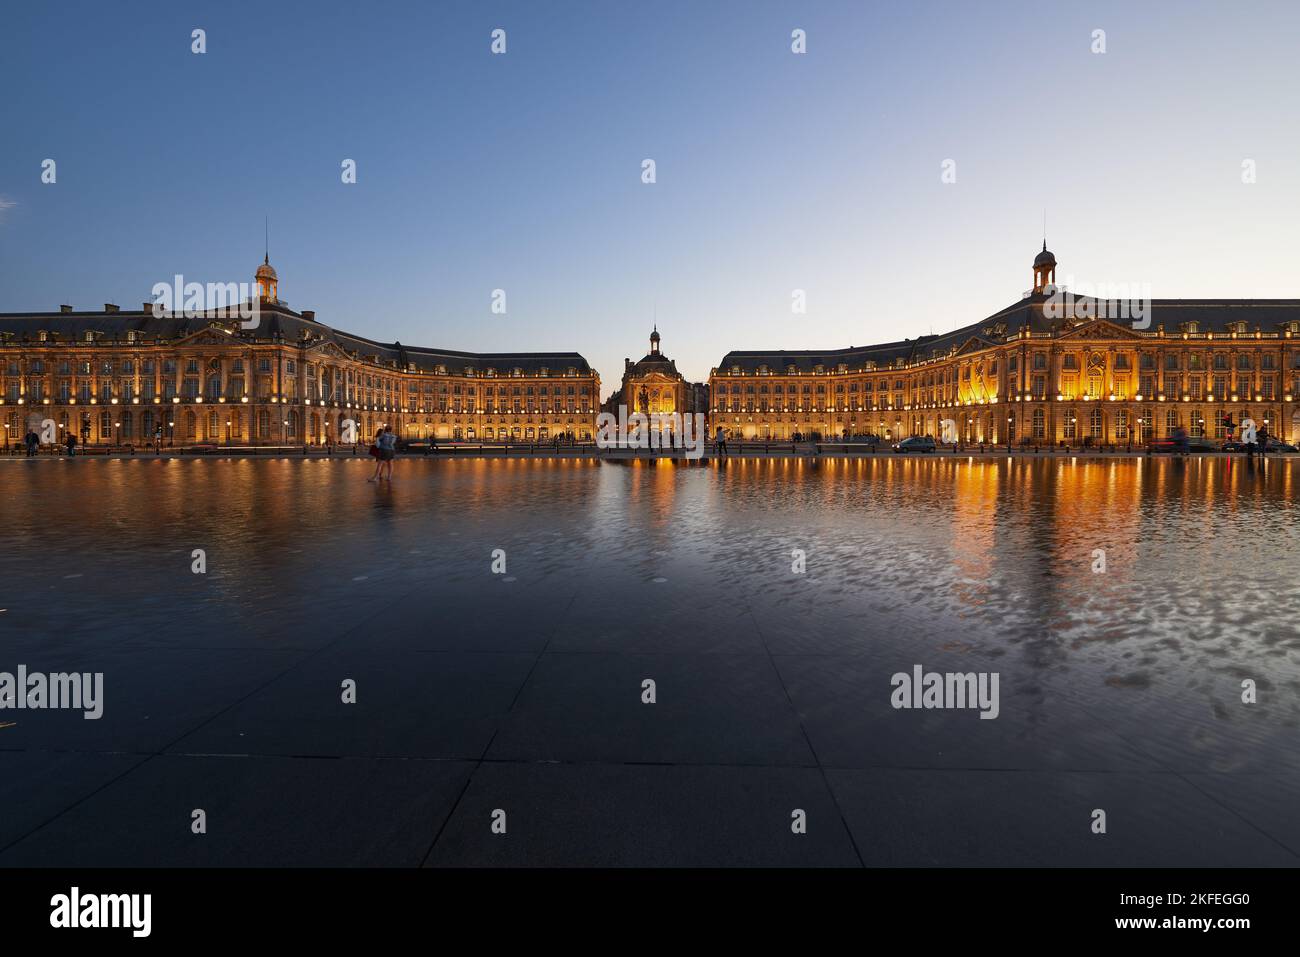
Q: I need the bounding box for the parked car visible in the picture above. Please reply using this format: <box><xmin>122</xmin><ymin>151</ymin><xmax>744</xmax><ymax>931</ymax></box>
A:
<box><xmin>397</xmin><ymin>438</ymin><xmax>434</xmax><ymax>453</ymax></box>
<box><xmin>892</xmin><ymin>436</ymin><xmax>937</xmax><ymax>453</ymax></box>
<box><xmin>1220</xmin><ymin>438</ymin><xmax>1295</xmax><ymax>453</ymax></box>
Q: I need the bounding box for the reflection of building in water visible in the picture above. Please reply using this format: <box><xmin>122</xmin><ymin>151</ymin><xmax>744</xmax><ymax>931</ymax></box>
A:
<box><xmin>710</xmin><ymin>243</ymin><xmax>1300</xmax><ymax>444</ymax></box>
<box><xmin>603</xmin><ymin>327</ymin><xmax>708</xmax><ymax>425</ymax></box>
<box><xmin>0</xmin><ymin>255</ymin><xmax>601</xmax><ymax>445</ymax></box>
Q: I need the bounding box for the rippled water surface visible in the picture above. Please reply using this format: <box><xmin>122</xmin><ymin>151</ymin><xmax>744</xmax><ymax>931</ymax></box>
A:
<box><xmin>4</xmin><ymin>455</ymin><xmax>1299</xmax><ymax>777</ymax></box>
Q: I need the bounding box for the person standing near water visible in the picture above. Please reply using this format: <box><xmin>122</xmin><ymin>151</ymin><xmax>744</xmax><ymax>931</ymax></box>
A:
<box><xmin>378</xmin><ymin>426</ymin><xmax>398</xmax><ymax>481</ymax></box>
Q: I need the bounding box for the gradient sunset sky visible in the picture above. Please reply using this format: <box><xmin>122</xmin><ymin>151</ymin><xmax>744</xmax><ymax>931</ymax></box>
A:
<box><xmin>3</xmin><ymin>0</ymin><xmax>1298</xmax><ymax>395</ymax></box>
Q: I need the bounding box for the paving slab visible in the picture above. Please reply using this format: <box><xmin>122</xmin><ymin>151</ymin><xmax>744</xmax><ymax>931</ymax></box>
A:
<box><xmin>428</xmin><ymin>762</ymin><xmax>860</xmax><ymax>867</ymax></box>
<box><xmin>0</xmin><ymin>754</ymin><xmax>474</xmax><ymax>867</ymax></box>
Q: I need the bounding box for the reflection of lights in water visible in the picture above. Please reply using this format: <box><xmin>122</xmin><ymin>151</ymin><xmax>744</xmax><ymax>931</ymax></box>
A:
<box><xmin>4</xmin><ymin>456</ymin><xmax>1297</xmax><ymax>763</ymax></box>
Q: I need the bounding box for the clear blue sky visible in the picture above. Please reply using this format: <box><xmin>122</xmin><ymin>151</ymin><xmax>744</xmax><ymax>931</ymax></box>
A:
<box><xmin>3</xmin><ymin>0</ymin><xmax>1298</xmax><ymax>397</ymax></box>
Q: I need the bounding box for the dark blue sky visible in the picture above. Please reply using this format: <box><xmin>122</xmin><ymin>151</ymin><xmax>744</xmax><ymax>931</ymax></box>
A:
<box><xmin>3</xmin><ymin>0</ymin><xmax>1298</xmax><ymax>394</ymax></box>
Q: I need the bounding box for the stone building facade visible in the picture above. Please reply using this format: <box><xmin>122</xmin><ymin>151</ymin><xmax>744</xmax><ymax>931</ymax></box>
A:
<box><xmin>0</xmin><ymin>258</ymin><xmax>601</xmax><ymax>447</ymax></box>
<box><xmin>710</xmin><ymin>246</ymin><xmax>1300</xmax><ymax>445</ymax></box>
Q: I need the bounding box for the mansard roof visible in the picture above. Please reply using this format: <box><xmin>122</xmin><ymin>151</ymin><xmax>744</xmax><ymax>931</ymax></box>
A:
<box><xmin>0</xmin><ymin>302</ymin><xmax>594</xmax><ymax>375</ymax></box>
<box><xmin>716</xmin><ymin>292</ymin><xmax>1300</xmax><ymax>374</ymax></box>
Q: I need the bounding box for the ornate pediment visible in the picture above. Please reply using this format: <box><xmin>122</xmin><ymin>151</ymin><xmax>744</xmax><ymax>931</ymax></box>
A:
<box><xmin>1056</xmin><ymin>318</ymin><xmax>1146</xmax><ymax>341</ymax></box>
<box><xmin>173</xmin><ymin>326</ymin><xmax>237</xmax><ymax>347</ymax></box>
<box><xmin>308</xmin><ymin>340</ymin><xmax>352</xmax><ymax>361</ymax></box>
<box><xmin>954</xmin><ymin>335</ymin><xmax>996</xmax><ymax>356</ymax></box>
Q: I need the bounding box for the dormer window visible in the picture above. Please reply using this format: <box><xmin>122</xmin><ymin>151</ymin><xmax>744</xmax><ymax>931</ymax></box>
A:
<box><xmin>787</xmin><ymin>365</ymin><xmax>797</xmax><ymax>375</ymax></box>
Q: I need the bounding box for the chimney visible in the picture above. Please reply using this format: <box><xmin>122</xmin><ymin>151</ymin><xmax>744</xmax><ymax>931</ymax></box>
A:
<box><xmin>301</xmin><ymin>310</ymin><xmax>315</xmax><ymax>321</ymax></box>
<box><xmin>104</xmin><ymin>303</ymin><xmax>119</xmax><ymax>313</ymax></box>
<box><xmin>59</xmin><ymin>304</ymin><xmax>73</xmax><ymax>313</ymax></box>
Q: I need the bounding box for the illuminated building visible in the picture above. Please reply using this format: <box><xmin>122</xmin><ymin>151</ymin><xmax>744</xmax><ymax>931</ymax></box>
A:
<box><xmin>0</xmin><ymin>257</ymin><xmax>600</xmax><ymax>446</ymax></box>
<box><xmin>710</xmin><ymin>245</ymin><xmax>1300</xmax><ymax>444</ymax></box>
<box><xmin>603</xmin><ymin>326</ymin><xmax>707</xmax><ymax>421</ymax></box>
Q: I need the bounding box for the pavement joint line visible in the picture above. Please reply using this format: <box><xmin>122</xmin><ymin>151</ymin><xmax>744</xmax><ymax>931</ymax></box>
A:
<box><xmin>1068</xmin><ymin>697</ymin><xmax>1300</xmax><ymax>859</ymax></box>
<box><xmin>0</xmin><ymin>751</ymin><xmax>155</xmax><ymax>857</ymax></box>
<box><xmin>0</xmin><ymin>569</ymin><xmax>441</xmax><ymax>850</ymax></box>
<box><xmin>745</xmin><ymin>606</ymin><xmax>866</xmax><ymax>867</ymax></box>
<box><xmin>419</xmin><ymin>589</ymin><xmax>581</xmax><ymax>866</ymax></box>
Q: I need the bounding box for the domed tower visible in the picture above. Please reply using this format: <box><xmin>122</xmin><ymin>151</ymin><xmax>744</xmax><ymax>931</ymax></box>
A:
<box><xmin>255</xmin><ymin>253</ymin><xmax>278</xmax><ymax>302</ymax></box>
<box><xmin>649</xmin><ymin>324</ymin><xmax>661</xmax><ymax>356</ymax></box>
<box><xmin>1032</xmin><ymin>241</ymin><xmax>1056</xmax><ymax>293</ymax></box>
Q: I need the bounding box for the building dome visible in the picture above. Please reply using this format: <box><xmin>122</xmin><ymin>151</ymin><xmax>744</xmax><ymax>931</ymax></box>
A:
<box><xmin>254</xmin><ymin>253</ymin><xmax>279</xmax><ymax>301</ymax></box>
<box><xmin>1033</xmin><ymin>243</ymin><xmax>1056</xmax><ymax>269</ymax></box>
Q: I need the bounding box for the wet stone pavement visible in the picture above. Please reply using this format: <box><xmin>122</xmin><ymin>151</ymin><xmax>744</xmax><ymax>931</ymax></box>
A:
<box><xmin>1</xmin><ymin>455</ymin><xmax>1297</xmax><ymax>866</ymax></box>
